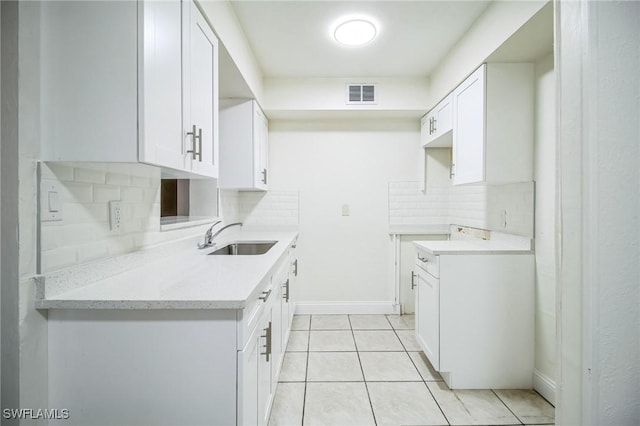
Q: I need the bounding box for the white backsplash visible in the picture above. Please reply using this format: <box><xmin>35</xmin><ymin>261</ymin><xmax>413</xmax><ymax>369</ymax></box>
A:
<box><xmin>238</xmin><ymin>190</ymin><xmax>300</xmax><ymax>229</ymax></box>
<box><xmin>388</xmin><ymin>182</ymin><xmax>449</xmax><ymax>225</ymax></box>
<box><xmin>389</xmin><ymin>180</ymin><xmax>535</xmax><ymax>237</ymax></box>
<box><xmin>39</xmin><ymin>161</ymin><xmax>301</xmax><ymax>274</ymax></box>
<box><xmin>39</xmin><ymin>162</ymin><xmax>213</xmax><ymax>273</ymax></box>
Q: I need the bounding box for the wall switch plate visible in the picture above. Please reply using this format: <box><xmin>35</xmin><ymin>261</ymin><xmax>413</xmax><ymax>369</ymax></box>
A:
<box><xmin>500</xmin><ymin>209</ymin><xmax>508</xmax><ymax>228</ymax></box>
<box><xmin>40</xmin><ymin>180</ymin><xmax>63</xmax><ymax>222</ymax></box>
<box><xmin>109</xmin><ymin>200</ymin><xmax>122</xmax><ymax>231</ymax></box>
<box><xmin>341</xmin><ymin>204</ymin><xmax>350</xmax><ymax>216</ymax></box>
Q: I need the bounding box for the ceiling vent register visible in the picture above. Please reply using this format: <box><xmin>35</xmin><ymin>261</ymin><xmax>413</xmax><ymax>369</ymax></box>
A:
<box><xmin>346</xmin><ymin>84</ymin><xmax>377</xmax><ymax>104</ymax></box>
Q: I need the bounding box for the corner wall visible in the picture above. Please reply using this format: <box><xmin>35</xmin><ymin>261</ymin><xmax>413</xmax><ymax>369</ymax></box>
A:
<box><xmin>533</xmin><ymin>52</ymin><xmax>556</xmax><ymax>403</ymax></box>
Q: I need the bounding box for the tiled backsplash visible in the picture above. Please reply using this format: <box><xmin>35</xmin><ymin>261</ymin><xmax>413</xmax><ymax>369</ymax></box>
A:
<box><xmin>40</xmin><ymin>163</ymin><xmax>300</xmax><ymax>273</ymax></box>
<box><xmin>388</xmin><ymin>182</ymin><xmax>449</xmax><ymax>225</ymax></box>
<box><xmin>239</xmin><ymin>190</ymin><xmax>300</xmax><ymax>229</ymax></box>
<box><xmin>389</xmin><ymin>181</ymin><xmax>534</xmax><ymax>236</ymax></box>
<box><xmin>39</xmin><ymin>163</ymin><xmax>212</xmax><ymax>273</ymax></box>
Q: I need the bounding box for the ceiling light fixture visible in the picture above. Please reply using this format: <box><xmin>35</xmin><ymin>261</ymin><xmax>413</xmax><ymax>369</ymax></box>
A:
<box><xmin>333</xmin><ymin>18</ymin><xmax>377</xmax><ymax>47</ymax></box>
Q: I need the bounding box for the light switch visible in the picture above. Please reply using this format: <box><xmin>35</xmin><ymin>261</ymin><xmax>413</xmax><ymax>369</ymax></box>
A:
<box><xmin>40</xmin><ymin>180</ymin><xmax>63</xmax><ymax>221</ymax></box>
<box><xmin>48</xmin><ymin>191</ymin><xmax>60</xmax><ymax>212</ymax></box>
<box><xmin>341</xmin><ymin>204</ymin><xmax>350</xmax><ymax>216</ymax></box>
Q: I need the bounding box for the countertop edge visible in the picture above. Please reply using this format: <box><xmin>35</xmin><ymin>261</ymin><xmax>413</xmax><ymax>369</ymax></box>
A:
<box><xmin>36</xmin><ymin>230</ymin><xmax>299</xmax><ymax>311</ymax></box>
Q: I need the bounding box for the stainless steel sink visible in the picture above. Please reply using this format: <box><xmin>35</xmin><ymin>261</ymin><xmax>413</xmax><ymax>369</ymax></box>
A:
<box><xmin>208</xmin><ymin>241</ymin><xmax>277</xmax><ymax>256</ymax></box>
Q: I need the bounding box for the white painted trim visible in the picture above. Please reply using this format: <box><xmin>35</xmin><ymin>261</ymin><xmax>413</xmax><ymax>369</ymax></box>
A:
<box><xmin>295</xmin><ymin>301</ymin><xmax>399</xmax><ymax>315</ymax></box>
<box><xmin>533</xmin><ymin>369</ymin><xmax>557</xmax><ymax>407</ymax></box>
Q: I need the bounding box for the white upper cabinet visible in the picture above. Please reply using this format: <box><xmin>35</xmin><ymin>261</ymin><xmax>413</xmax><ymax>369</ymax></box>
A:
<box><xmin>219</xmin><ymin>100</ymin><xmax>269</xmax><ymax>191</ymax></box>
<box><xmin>182</xmin><ymin>0</ymin><xmax>219</xmax><ymax>177</ymax></box>
<box><xmin>452</xmin><ymin>63</ymin><xmax>534</xmax><ymax>185</ymax></box>
<box><xmin>40</xmin><ymin>0</ymin><xmax>218</xmax><ymax>179</ymax></box>
<box><xmin>421</xmin><ymin>93</ymin><xmax>453</xmax><ymax>148</ymax></box>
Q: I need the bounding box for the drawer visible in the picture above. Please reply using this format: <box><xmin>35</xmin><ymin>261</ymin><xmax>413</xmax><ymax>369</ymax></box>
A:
<box><xmin>237</xmin><ymin>276</ymin><xmax>272</xmax><ymax>350</ymax></box>
<box><xmin>416</xmin><ymin>250</ymin><xmax>439</xmax><ymax>278</ymax></box>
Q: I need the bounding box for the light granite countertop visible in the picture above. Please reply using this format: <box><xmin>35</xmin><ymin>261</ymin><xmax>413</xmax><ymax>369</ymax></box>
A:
<box><xmin>413</xmin><ymin>238</ymin><xmax>533</xmax><ymax>255</ymax></box>
<box><xmin>35</xmin><ymin>229</ymin><xmax>298</xmax><ymax>310</ymax></box>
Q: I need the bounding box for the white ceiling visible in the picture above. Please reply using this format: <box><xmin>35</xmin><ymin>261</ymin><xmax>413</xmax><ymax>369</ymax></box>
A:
<box><xmin>229</xmin><ymin>0</ymin><xmax>492</xmax><ymax>78</ymax></box>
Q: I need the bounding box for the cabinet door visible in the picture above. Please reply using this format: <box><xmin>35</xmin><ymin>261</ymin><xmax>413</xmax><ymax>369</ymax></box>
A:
<box><xmin>183</xmin><ymin>0</ymin><xmax>219</xmax><ymax>177</ymax></box>
<box><xmin>434</xmin><ymin>94</ymin><xmax>453</xmax><ymax>137</ymax></box>
<box><xmin>139</xmin><ymin>0</ymin><xmax>183</xmax><ymax>171</ymax></box>
<box><xmin>258</xmin><ymin>310</ymin><xmax>273</xmax><ymax>426</ymax></box>
<box><xmin>452</xmin><ymin>65</ymin><xmax>485</xmax><ymax>185</ymax></box>
<box><xmin>254</xmin><ymin>106</ymin><xmax>269</xmax><ymax>190</ymax></box>
<box><xmin>238</xmin><ymin>333</ymin><xmax>260</xmax><ymax>426</ymax></box>
<box><xmin>416</xmin><ymin>268</ymin><xmax>440</xmax><ymax>370</ymax></box>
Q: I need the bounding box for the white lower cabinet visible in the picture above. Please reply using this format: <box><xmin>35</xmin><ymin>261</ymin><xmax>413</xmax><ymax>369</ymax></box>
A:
<box><xmin>48</xmin><ymin>244</ymin><xmax>298</xmax><ymax>426</ymax></box>
<box><xmin>414</xmin><ymin>248</ymin><xmax>534</xmax><ymax>389</ymax></box>
<box><xmin>415</xmin><ymin>266</ymin><xmax>440</xmax><ymax>369</ymax></box>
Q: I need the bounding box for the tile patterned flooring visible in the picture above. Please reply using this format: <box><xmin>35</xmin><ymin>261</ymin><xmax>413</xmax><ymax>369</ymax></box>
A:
<box><xmin>269</xmin><ymin>314</ymin><xmax>555</xmax><ymax>426</ymax></box>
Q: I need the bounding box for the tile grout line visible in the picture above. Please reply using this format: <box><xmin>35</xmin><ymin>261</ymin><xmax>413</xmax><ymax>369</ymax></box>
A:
<box><xmin>349</xmin><ymin>314</ymin><xmax>378</xmax><ymax>426</ymax></box>
<box><xmin>491</xmin><ymin>389</ymin><xmax>525</xmax><ymax>425</ymax></box>
<box><xmin>300</xmin><ymin>315</ymin><xmax>312</xmax><ymax>426</ymax></box>
<box><xmin>394</xmin><ymin>315</ymin><xmax>452</xmax><ymax>426</ymax></box>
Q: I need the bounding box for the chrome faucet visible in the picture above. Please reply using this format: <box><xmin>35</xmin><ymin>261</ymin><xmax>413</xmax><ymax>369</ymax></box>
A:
<box><xmin>198</xmin><ymin>222</ymin><xmax>243</xmax><ymax>250</ymax></box>
<box><xmin>197</xmin><ymin>220</ymin><xmax>222</xmax><ymax>249</ymax></box>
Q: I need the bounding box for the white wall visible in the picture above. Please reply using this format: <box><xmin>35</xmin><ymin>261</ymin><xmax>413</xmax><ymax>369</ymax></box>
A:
<box><xmin>533</xmin><ymin>52</ymin><xmax>556</xmax><ymax>401</ymax></box>
<box><xmin>198</xmin><ymin>0</ymin><xmax>264</xmax><ymax>102</ymax></box>
<box><xmin>427</xmin><ymin>0</ymin><xmax>547</xmax><ymax>108</ymax></box>
<box><xmin>556</xmin><ymin>0</ymin><xmax>640</xmax><ymax>423</ymax></box>
<box><xmin>1</xmin><ymin>0</ymin><xmax>21</xmax><ymax>416</ymax></box>
<box><xmin>268</xmin><ymin>119</ymin><xmax>419</xmax><ymax>310</ymax></box>
<box><xmin>264</xmin><ymin>77</ymin><xmax>429</xmax><ymax>118</ymax></box>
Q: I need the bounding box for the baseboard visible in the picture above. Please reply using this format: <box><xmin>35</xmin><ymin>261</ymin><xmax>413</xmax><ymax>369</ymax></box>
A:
<box><xmin>295</xmin><ymin>301</ymin><xmax>399</xmax><ymax>315</ymax></box>
<box><xmin>533</xmin><ymin>369</ymin><xmax>556</xmax><ymax>406</ymax></box>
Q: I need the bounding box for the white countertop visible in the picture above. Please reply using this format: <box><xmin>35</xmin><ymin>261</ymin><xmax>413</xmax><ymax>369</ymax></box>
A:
<box><xmin>413</xmin><ymin>238</ymin><xmax>533</xmax><ymax>255</ymax></box>
<box><xmin>388</xmin><ymin>224</ymin><xmax>450</xmax><ymax>235</ymax></box>
<box><xmin>35</xmin><ymin>230</ymin><xmax>298</xmax><ymax>310</ymax></box>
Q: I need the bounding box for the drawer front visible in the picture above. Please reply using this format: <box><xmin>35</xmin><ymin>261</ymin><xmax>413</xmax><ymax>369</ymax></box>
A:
<box><xmin>416</xmin><ymin>250</ymin><xmax>439</xmax><ymax>278</ymax></box>
<box><xmin>238</xmin><ymin>277</ymin><xmax>272</xmax><ymax>350</ymax></box>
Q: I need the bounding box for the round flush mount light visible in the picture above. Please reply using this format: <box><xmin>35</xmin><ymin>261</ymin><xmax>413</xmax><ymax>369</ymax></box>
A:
<box><xmin>333</xmin><ymin>18</ymin><xmax>377</xmax><ymax>46</ymax></box>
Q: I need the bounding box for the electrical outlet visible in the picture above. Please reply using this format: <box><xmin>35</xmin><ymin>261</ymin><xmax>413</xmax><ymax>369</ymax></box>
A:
<box><xmin>109</xmin><ymin>201</ymin><xmax>122</xmax><ymax>231</ymax></box>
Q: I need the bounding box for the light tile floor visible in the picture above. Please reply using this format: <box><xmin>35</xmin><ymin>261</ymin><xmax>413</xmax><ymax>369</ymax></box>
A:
<box><xmin>270</xmin><ymin>314</ymin><xmax>555</xmax><ymax>426</ymax></box>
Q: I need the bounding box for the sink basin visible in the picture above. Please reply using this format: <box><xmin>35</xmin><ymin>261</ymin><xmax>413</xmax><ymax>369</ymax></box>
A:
<box><xmin>208</xmin><ymin>241</ymin><xmax>277</xmax><ymax>256</ymax></box>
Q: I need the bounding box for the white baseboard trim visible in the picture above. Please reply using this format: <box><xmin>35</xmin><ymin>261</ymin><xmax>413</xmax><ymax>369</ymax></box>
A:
<box><xmin>295</xmin><ymin>301</ymin><xmax>399</xmax><ymax>315</ymax></box>
<box><xmin>533</xmin><ymin>369</ymin><xmax>556</xmax><ymax>406</ymax></box>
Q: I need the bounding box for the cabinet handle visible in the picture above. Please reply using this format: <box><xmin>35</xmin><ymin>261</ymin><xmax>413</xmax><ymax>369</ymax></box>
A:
<box><xmin>411</xmin><ymin>271</ymin><xmax>417</xmax><ymax>290</ymax></box>
<box><xmin>261</xmin><ymin>168</ymin><xmax>267</xmax><ymax>185</ymax></box>
<box><xmin>186</xmin><ymin>125</ymin><xmax>198</xmax><ymax>160</ymax></box>
<box><xmin>260</xmin><ymin>321</ymin><xmax>272</xmax><ymax>361</ymax></box>
<box><xmin>259</xmin><ymin>289</ymin><xmax>272</xmax><ymax>302</ymax></box>
<box><xmin>282</xmin><ymin>279</ymin><xmax>290</xmax><ymax>302</ymax></box>
<box><xmin>450</xmin><ymin>163</ymin><xmax>455</xmax><ymax>179</ymax></box>
<box><xmin>432</xmin><ymin>117</ymin><xmax>437</xmax><ymax>134</ymax></box>
<box><xmin>429</xmin><ymin>117</ymin><xmax>433</xmax><ymax>135</ymax></box>
<box><xmin>293</xmin><ymin>259</ymin><xmax>298</xmax><ymax>277</ymax></box>
<box><xmin>417</xmin><ymin>255</ymin><xmax>429</xmax><ymax>263</ymax></box>
<box><xmin>196</xmin><ymin>127</ymin><xmax>202</xmax><ymax>162</ymax></box>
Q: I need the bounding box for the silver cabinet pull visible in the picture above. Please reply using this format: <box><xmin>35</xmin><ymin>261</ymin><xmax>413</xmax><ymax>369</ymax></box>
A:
<box><xmin>282</xmin><ymin>279</ymin><xmax>290</xmax><ymax>302</ymax></box>
<box><xmin>293</xmin><ymin>259</ymin><xmax>298</xmax><ymax>277</ymax></box>
<box><xmin>186</xmin><ymin>125</ymin><xmax>197</xmax><ymax>160</ymax></box>
<box><xmin>196</xmin><ymin>127</ymin><xmax>202</xmax><ymax>162</ymax></box>
<box><xmin>261</xmin><ymin>168</ymin><xmax>267</xmax><ymax>185</ymax></box>
<box><xmin>411</xmin><ymin>271</ymin><xmax>417</xmax><ymax>290</ymax></box>
<box><xmin>187</xmin><ymin>125</ymin><xmax>203</xmax><ymax>162</ymax></box>
<box><xmin>259</xmin><ymin>289</ymin><xmax>272</xmax><ymax>302</ymax></box>
<box><xmin>260</xmin><ymin>321</ymin><xmax>272</xmax><ymax>361</ymax></box>
<box><xmin>417</xmin><ymin>255</ymin><xmax>429</xmax><ymax>263</ymax></box>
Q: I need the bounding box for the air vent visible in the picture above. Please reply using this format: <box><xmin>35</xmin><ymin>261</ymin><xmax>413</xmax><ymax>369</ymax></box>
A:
<box><xmin>346</xmin><ymin>84</ymin><xmax>377</xmax><ymax>104</ymax></box>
